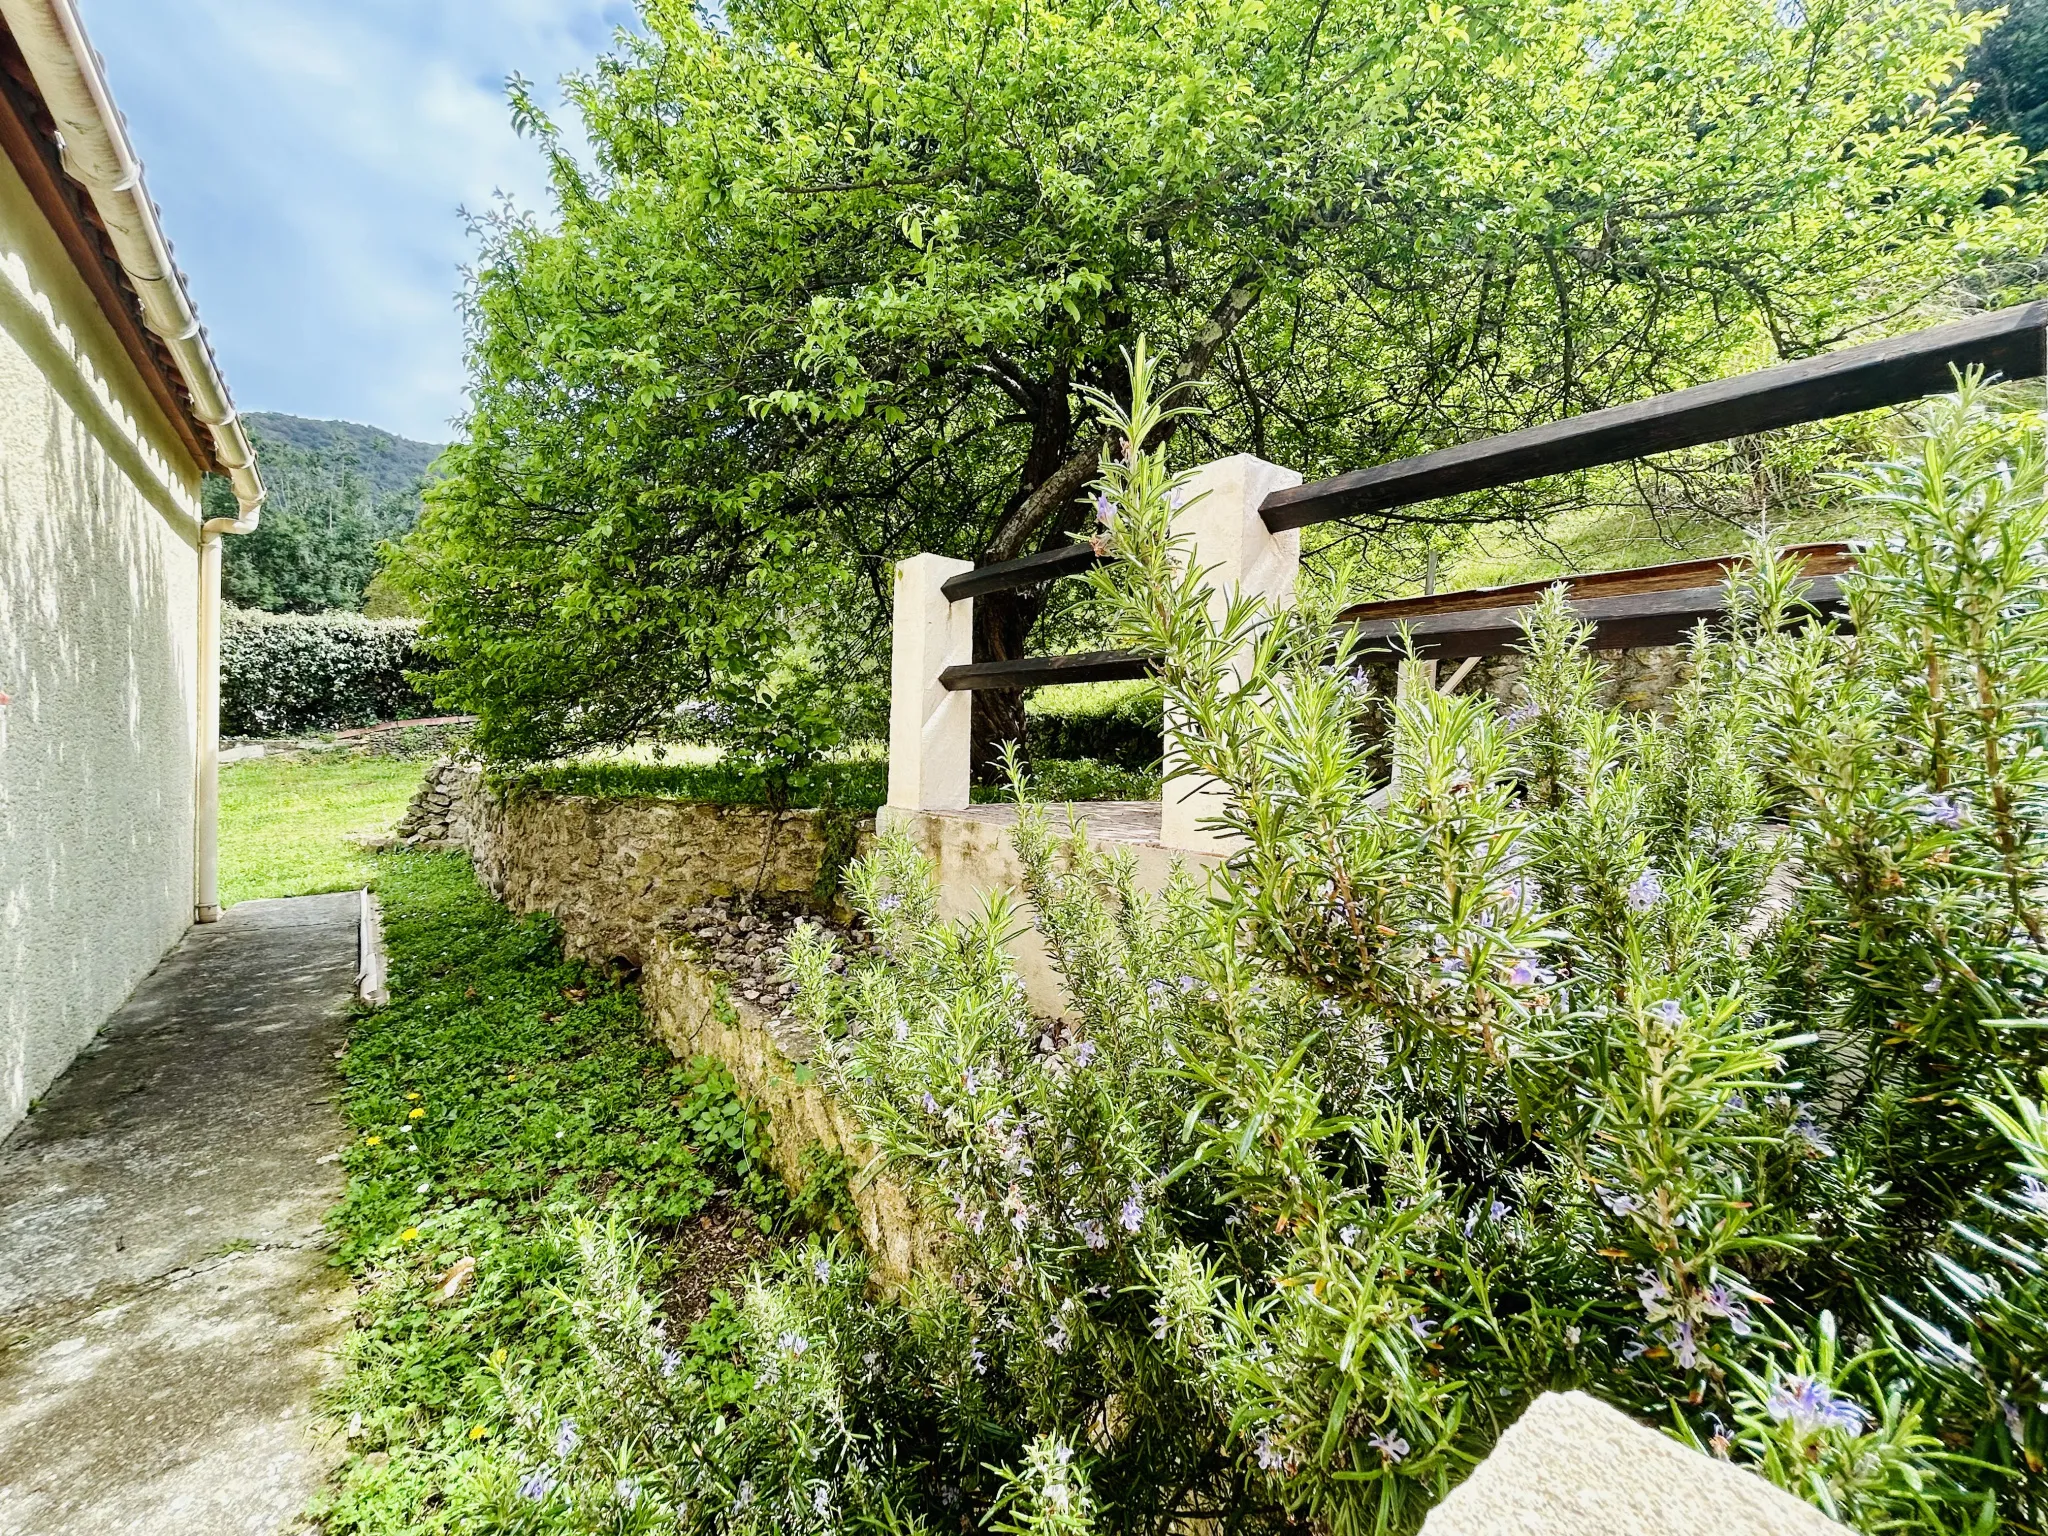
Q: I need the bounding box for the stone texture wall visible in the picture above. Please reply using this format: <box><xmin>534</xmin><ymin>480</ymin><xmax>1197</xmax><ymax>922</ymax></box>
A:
<box><xmin>395</xmin><ymin>760</ymin><xmax>941</xmax><ymax>1283</ymax></box>
<box><xmin>1466</xmin><ymin>644</ymin><xmax>1696</xmax><ymax>716</ymax></box>
<box><xmin>641</xmin><ymin>934</ymin><xmax>941</xmax><ymax>1289</ymax></box>
<box><xmin>398</xmin><ymin>759</ymin><xmax>870</xmax><ymax>966</ymax></box>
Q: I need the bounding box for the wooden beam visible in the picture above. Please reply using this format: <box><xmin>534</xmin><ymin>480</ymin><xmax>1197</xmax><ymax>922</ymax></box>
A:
<box><xmin>941</xmin><ymin>542</ymin><xmax>1106</xmax><ymax>602</ymax></box>
<box><xmin>1262</xmin><ymin>305</ymin><xmax>2048</xmax><ymax>532</ymax></box>
<box><xmin>1336</xmin><ymin>542</ymin><xmax>1854</xmax><ymax>625</ymax></box>
<box><xmin>939</xmin><ymin>649</ymin><xmax>1157</xmax><ymax>691</ymax></box>
<box><xmin>1346</xmin><ymin>577</ymin><xmax>1848</xmax><ymax>661</ymax></box>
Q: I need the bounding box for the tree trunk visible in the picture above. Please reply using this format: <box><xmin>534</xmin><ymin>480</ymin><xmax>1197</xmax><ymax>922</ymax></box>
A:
<box><xmin>970</xmin><ymin>588</ymin><xmax>1039</xmax><ymax>783</ymax></box>
<box><xmin>964</xmin><ymin>275</ymin><xmax>1265</xmax><ymax>779</ymax></box>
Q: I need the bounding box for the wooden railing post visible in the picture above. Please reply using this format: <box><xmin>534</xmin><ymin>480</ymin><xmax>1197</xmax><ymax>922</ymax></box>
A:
<box><xmin>1161</xmin><ymin>454</ymin><xmax>1302</xmax><ymax>856</ymax></box>
<box><xmin>883</xmin><ymin>553</ymin><xmax>975</xmax><ymax>828</ymax></box>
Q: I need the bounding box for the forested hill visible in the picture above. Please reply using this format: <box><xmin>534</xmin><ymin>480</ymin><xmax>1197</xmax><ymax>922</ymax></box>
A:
<box><xmin>243</xmin><ymin>412</ymin><xmax>447</xmax><ymax>497</ymax></box>
<box><xmin>211</xmin><ymin>413</ymin><xmax>452</xmax><ymax>614</ymax></box>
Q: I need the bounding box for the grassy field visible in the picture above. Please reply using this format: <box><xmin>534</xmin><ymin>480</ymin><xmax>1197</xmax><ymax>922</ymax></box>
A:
<box><xmin>218</xmin><ymin>750</ymin><xmax>427</xmax><ymax>906</ymax></box>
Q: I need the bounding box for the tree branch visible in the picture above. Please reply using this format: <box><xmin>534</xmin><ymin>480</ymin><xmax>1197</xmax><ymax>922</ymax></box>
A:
<box><xmin>982</xmin><ymin>270</ymin><xmax>1267</xmax><ymax>561</ymax></box>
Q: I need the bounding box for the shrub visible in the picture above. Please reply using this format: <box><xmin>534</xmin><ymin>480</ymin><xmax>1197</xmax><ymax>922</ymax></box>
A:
<box><xmin>462</xmin><ymin>367</ymin><xmax>2048</xmax><ymax>1534</ymax></box>
<box><xmin>1026</xmin><ymin>682</ymin><xmax>1164</xmax><ymax>771</ymax></box>
<box><xmin>220</xmin><ymin>607</ymin><xmax>435</xmax><ymax>736</ymax></box>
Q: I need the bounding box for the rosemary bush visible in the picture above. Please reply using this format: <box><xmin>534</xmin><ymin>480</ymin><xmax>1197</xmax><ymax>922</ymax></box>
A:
<box><xmin>480</xmin><ymin>369</ymin><xmax>2048</xmax><ymax>1535</ymax></box>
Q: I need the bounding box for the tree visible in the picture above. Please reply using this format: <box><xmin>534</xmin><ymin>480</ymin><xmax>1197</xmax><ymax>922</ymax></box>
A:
<box><xmin>1972</xmin><ymin>0</ymin><xmax>2048</xmax><ymax>193</ymax></box>
<box><xmin>407</xmin><ymin>0</ymin><xmax>2036</xmax><ymax>770</ymax></box>
<box><xmin>211</xmin><ymin>425</ymin><xmax>434</xmax><ymax>615</ymax></box>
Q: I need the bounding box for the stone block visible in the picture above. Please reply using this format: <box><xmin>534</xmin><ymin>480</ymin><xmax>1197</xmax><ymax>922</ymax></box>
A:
<box><xmin>1419</xmin><ymin>1392</ymin><xmax>1846</xmax><ymax>1536</ymax></box>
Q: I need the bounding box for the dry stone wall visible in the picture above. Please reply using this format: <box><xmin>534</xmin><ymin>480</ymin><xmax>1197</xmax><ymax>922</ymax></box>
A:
<box><xmin>396</xmin><ymin>760</ymin><xmax>938</xmax><ymax>1286</ymax></box>
<box><xmin>397</xmin><ymin>758</ymin><xmax>871</xmax><ymax>965</ymax></box>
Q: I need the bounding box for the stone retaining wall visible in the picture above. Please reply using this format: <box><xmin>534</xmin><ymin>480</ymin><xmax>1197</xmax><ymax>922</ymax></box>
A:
<box><xmin>398</xmin><ymin>759</ymin><xmax>870</xmax><ymax>964</ymax></box>
<box><xmin>396</xmin><ymin>761</ymin><xmax>938</xmax><ymax>1285</ymax></box>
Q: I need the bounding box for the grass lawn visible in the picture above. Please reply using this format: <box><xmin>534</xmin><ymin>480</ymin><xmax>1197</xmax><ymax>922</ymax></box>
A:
<box><xmin>218</xmin><ymin>750</ymin><xmax>428</xmax><ymax>906</ymax></box>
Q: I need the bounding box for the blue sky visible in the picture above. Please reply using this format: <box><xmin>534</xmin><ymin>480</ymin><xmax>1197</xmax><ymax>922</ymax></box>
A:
<box><xmin>84</xmin><ymin>0</ymin><xmax>642</xmax><ymax>444</ymax></box>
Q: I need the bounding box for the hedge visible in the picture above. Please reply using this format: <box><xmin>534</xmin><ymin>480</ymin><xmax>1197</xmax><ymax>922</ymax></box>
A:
<box><xmin>220</xmin><ymin>607</ymin><xmax>436</xmax><ymax>737</ymax></box>
<box><xmin>1024</xmin><ymin>679</ymin><xmax>1162</xmax><ymax>769</ymax></box>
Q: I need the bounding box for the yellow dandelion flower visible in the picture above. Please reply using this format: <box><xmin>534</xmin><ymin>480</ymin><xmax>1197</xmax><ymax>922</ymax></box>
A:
<box><xmin>469</xmin><ymin>1424</ymin><xmax>489</xmax><ymax>1440</ymax></box>
<box><xmin>400</xmin><ymin>1227</ymin><xmax>421</xmax><ymax>1241</ymax></box>
<box><xmin>491</xmin><ymin>1346</ymin><xmax>508</xmax><ymax>1365</ymax></box>
<box><xmin>409</xmin><ymin>1109</ymin><xmax>425</xmax><ymax>1120</ymax></box>
<box><xmin>406</xmin><ymin>1092</ymin><xmax>422</xmax><ymax>1101</ymax></box>
<box><xmin>365</xmin><ymin>1136</ymin><xmax>382</xmax><ymax>1147</ymax></box>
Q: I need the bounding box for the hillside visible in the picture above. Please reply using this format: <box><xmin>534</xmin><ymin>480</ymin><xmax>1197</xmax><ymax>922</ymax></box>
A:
<box><xmin>243</xmin><ymin>412</ymin><xmax>447</xmax><ymax>497</ymax></box>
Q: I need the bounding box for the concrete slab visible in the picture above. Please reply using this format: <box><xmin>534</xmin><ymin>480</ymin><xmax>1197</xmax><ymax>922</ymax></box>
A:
<box><xmin>0</xmin><ymin>893</ymin><xmax>358</xmax><ymax>1536</ymax></box>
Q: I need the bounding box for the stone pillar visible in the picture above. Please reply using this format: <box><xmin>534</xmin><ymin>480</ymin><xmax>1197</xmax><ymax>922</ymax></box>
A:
<box><xmin>885</xmin><ymin>553</ymin><xmax>975</xmax><ymax>822</ymax></box>
<box><xmin>1160</xmin><ymin>454</ymin><xmax>1301</xmax><ymax>856</ymax></box>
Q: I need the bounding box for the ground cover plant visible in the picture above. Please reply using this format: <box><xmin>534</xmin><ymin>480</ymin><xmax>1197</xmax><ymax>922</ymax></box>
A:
<box><xmin>466</xmin><ymin>368</ymin><xmax>2048</xmax><ymax>1535</ymax></box>
<box><xmin>219</xmin><ymin>749</ymin><xmax>428</xmax><ymax>905</ymax></box>
<box><xmin>315</xmin><ymin>853</ymin><xmax>780</xmax><ymax>1534</ymax></box>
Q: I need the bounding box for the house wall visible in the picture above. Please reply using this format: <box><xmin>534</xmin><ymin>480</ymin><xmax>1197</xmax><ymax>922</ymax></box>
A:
<box><xmin>0</xmin><ymin>150</ymin><xmax>207</xmax><ymax>1138</ymax></box>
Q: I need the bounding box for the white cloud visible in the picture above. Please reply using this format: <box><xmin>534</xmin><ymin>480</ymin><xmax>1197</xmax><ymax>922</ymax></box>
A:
<box><xmin>77</xmin><ymin>0</ymin><xmax>639</xmax><ymax>441</ymax></box>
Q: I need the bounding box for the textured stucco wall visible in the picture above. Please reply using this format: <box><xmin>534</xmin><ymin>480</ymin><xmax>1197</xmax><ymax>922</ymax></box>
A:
<box><xmin>0</xmin><ymin>150</ymin><xmax>207</xmax><ymax>1139</ymax></box>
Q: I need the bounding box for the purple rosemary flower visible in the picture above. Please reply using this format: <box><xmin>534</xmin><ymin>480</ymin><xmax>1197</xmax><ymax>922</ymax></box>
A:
<box><xmin>1637</xmin><ymin>1269</ymin><xmax>1671</xmax><ymax>1317</ymax></box>
<box><xmin>1120</xmin><ymin>1195</ymin><xmax>1145</xmax><ymax>1233</ymax></box>
<box><xmin>1408</xmin><ymin>1315</ymin><xmax>1436</xmax><ymax>1343</ymax></box>
<box><xmin>1339</xmin><ymin>1224</ymin><xmax>1360</xmax><ymax>1247</ymax></box>
<box><xmin>615</xmin><ymin>1478</ymin><xmax>640</xmax><ymax>1511</ymax></box>
<box><xmin>1489</xmin><ymin>1199</ymin><xmax>1508</xmax><ymax>1222</ymax></box>
<box><xmin>1766</xmin><ymin>1375</ymin><xmax>1868</xmax><ymax>1435</ymax></box>
<box><xmin>1044</xmin><ymin>1323</ymin><xmax>1069</xmax><ymax>1355</ymax></box>
<box><xmin>921</xmin><ymin>1091</ymin><xmax>941</xmax><ymax>1115</ymax></box>
<box><xmin>1789</xmin><ymin>1105</ymin><xmax>1832</xmax><ymax>1155</ymax></box>
<box><xmin>1654</xmin><ymin>998</ymin><xmax>1683</xmax><ymax>1024</ymax></box>
<box><xmin>1145</xmin><ymin>979</ymin><xmax>1170</xmax><ymax>1006</ymax></box>
<box><xmin>1071</xmin><ymin>1038</ymin><xmax>1098</xmax><ymax>1068</ymax></box>
<box><xmin>1254</xmin><ymin>1432</ymin><xmax>1289</xmax><ymax>1471</ymax></box>
<box><xmin>518</xmin><ymin>1466</ymin><xmax>559</xmax><ymax>1502</ymax></box>
<box><xmin>660</xmin><ymin>1346</ymin><xmax>682</xmax><ymax>1378</ymax></box>
<box><xmin>2018</xmin><ymin>1174</ymin><xmax>2048</xmax><ymax>1215</ymax></box>
<box><xmin>1626</xmin><ymin>867</ymin><xmax>1665</xmax><ymax>913</ymax></box>
<box><xmin>1704</xmin><ymin>1284</ymin><xmax>1754</xmax><ymax>1336</ymax></box>
<box><xmin>1668</xmin><ymin>1318</ymin><xmax>1699</xmax><ymax>1368</ymax></box>
<box><xmin>779</xmin><ymin>1330</ymin><xmax>809</xmax><ymax>1357</ymax></box>
<box><xmin>963</xmin><ymin>1067</ymin><xmax>979</xmax><ymax>1093</ymax></box>
<box><xmin>813</xmin><ymin>1257</ymin><xmax>831</xmax><ymax>1282</ymax></box>
<box><xmin>1093</xmin><ymin>492</ymin><xmax>1115</xmax><ymax>526</ymax></box>
<box><xmin>1603</xmin><ymin>1191</ymin><xmax>1640</xmax><ymax>1218</ymax></box>
<box><xmin>892</xmin><ymin>1018</ymin><xmax>909</xmax><ymax>1043</ymax></box>
<box><xmin>876</xmin><ymin>893</ymin><xmax>903</xmax><ymax>914</ymax></box>
<box><xmin>1077</xmin><ymin>1218</ymin><xmax>1108</xmax><ymax>1251</ymax></box>
<box><xmin>1508</xmin><ymin>957</ymin><xmax>1538</xmax><ymax>987</ymax></box>
<box><xmin>1368</xmin><ymin>1430</ymin><xmax>1410</xmax><ymax>1465</ymax></box>
<box><xmin>553</xmin><ymin>1419</ymin><xmax>580</xmax><ymax>1458</ymax></box>
<box><xmin>1918</xmin><ymin>789</ymin><xmax>1964</xmax><ymax>828</ymax></box>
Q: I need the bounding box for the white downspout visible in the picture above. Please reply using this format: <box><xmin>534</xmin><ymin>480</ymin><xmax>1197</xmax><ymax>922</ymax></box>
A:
<box><xmin>0</xmin><ymin>0</ymin><xmax>266</xmax><ymax>922</ymax></box>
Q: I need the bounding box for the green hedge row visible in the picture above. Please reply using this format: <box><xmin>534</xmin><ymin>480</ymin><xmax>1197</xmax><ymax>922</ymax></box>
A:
<box><xmin>221</xmin><ymin>607</ymin><xmax>436</xmax><ymax>737</ymax></box>
<box><xmin>1024</xmin><ymin>680</ymin><xmax>1162</xmax><ymax>769</ymax></box>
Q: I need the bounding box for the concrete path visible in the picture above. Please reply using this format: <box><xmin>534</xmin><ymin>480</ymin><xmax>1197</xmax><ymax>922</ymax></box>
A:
<box><xmin>0</xmin><ymin>894</ymin><xmax>359</xmax><ymax>1536</ymax></box>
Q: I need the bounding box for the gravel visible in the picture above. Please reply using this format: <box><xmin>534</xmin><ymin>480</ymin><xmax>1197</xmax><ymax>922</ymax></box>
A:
<box><xmin>672</xmin><ymin>896</ymin><xmax>873</xmax><ymax>1017</ymax></box>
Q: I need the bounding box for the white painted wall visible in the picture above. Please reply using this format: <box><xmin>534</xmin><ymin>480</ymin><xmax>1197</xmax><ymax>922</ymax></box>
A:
<box><xmin>0</xmin><ymin>150</ymin><xmax>207</xmax><ymax>1139</ymax></box>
